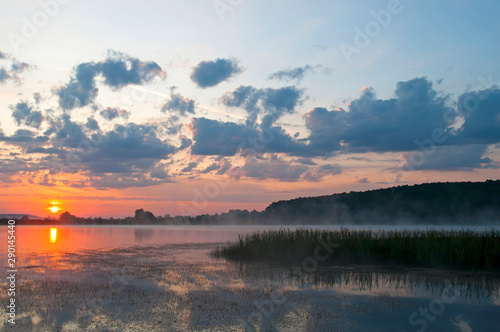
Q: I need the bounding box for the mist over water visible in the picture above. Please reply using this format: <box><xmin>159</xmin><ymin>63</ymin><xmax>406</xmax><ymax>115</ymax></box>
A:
<box><xmin>1</xmin><ymin>225</ymin><xmax>499</xmax><ymax>331</ymax></box>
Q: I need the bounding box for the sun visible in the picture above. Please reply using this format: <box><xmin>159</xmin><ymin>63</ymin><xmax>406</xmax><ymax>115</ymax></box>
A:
<box><xmin>49</xmin><ymin>206</ymin><xmax>60</xmax><ymax>213</ymax></box>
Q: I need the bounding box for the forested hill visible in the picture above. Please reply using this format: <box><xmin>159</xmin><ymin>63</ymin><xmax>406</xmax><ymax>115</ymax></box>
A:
<box><xmin>3</xmin><ymin>180</ymin><xmax>499</xmax><ymax>225</ymax></box>
<box><xmin>261</xmin><ymin>180</ymin><xmax>500</xmax><ymax>225</ymax></box>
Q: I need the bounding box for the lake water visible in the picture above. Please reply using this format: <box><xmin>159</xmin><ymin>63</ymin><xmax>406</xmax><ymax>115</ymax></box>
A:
<box><xmin>1</xmin><ymin>225</ymin><xmax>499</xmax><ymax>331</ymax></box>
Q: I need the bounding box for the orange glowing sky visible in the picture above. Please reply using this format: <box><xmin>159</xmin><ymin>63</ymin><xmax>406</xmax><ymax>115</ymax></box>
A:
<box><xmin>1</xmin><ymin>2</ymin><xmax>499</xmax><ymax>218</ymax></box>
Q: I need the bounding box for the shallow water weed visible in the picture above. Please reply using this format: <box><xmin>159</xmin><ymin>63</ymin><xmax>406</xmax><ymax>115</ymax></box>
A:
<box><xmin>211</xmin><ymin>228</ymin><xmax>500</xmax><ymax>270</ymax></box>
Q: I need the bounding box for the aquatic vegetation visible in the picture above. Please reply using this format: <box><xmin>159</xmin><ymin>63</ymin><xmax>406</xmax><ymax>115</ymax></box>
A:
<box><xmin>211</xmin><ymin>228</ymin><xmax>500</xmax><ymax>270</ymax></box>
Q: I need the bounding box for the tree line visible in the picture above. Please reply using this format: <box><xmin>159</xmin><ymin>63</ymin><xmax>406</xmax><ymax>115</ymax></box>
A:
<box><xmin>2</xmin><ymin>180</ymin><xmax>499</xmax><ymax>226</ymax></box>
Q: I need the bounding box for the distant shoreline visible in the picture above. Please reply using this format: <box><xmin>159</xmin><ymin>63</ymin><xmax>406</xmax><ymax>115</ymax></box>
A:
<box><xmin>2</xmin><ymin>180</ymin><xmax>500</xmax><ymax>226</ymax></box>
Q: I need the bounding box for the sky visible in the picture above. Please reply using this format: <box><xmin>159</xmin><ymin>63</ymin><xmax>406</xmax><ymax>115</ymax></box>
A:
<box><xmin>0</xmin><ymin>0</ymin><xmax>499</xmax><ymax>218</ymax></box>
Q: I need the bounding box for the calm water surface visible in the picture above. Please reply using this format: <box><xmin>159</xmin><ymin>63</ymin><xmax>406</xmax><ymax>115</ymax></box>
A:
<box><xmin>1</xmin><ymin>225</ymin><xmax>499</xmax><ymax>331</ymax></box>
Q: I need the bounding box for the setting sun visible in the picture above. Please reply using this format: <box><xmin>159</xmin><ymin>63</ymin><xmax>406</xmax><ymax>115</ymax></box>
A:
<box><xmin>50</xmin><ymin>206</ymin><xmax>60</xmax><ymax>213</ymax></box>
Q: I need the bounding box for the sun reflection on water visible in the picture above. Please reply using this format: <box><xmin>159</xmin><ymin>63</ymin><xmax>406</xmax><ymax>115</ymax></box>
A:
<box><xmin>50</xmin><ymin>228</ymin><xmax>57</xmax><ymax>243</ymax></box>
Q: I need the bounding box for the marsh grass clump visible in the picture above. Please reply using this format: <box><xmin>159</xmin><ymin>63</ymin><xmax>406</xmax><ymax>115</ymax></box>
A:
<box><xmin>210</xmin><ymin>228</ymin><xmax>500</xmax><ymax>270</ymax></box>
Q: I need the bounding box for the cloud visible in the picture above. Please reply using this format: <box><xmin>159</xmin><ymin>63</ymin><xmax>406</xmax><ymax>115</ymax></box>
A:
<box><xmin>97</xmin><ymin>50</ymin><xmax>165</xmax><ymax>89</ymax></box>
<box><xmin>21</xmin><ymin>118</ymin><xmax>179</xmax><ymax>188</ymax></box>
<box><xmin>0</xmin><ymin>129</ymin><xmax>48</xmax><ymax>145</ymax></box>
<box><xmin>268</xmin><ymin>64</ymin><xmax>335</xmax><ymax>83</ymax></box>
<box><xmin>86</xmin><ymin>118</ymin><xmax>100</xmax><ymax>130</ymax></box>
<box><xmin>76</xmin><ymin>173</ymin><xmax>172</xmax><ymax>189</ymax></box>
<box><xmin>78</xmin><ymin>122</ymin><xmax>176</xmax><ymax>174</ymax></box>
<box><xmin>0</xmin><ymin>68</ymin><xmax>11</xmax><ymax>83</ymax></box>
<box><xmin>56</xmin><ymin>51</ymin><xmax>166</xmax><ymax>110</ymax></box>
<box><xmin>454</xmin><ymin>88</ymin><xmax>500</xmax><ymax>145</ymax></box>
<box><xmin>161</xmin><ymin>92</ymin><xmax>195</xmax><ymax>116</ymax></box>
<box><xmin>403</xmin><ymin>145</ymin><xmax>496</xmax><ymax>171</ymax></box>
<box><xmin>181</xmin><ymin>162</ymin><xmax>198</xmax><ymax>173</ymax></box>
<box><xmin>200</xmin><ymin>162</ymin><xmax>220</xmax><ymax>174</ymax></box>
<box><xmin>11</xmin><ymin>61</ymin><xmax>30</xmax><ymax>75</ymax></box>
<box><xmin>51</xmin><ymin>114</ymin><xmax>90</xmax><ymax>148</ymax></box>
<box><xmin>253</xmin><ymin>125</ymin><xmax>308</xmax><ymax>155</ymax></box>
<box><xmin>12</xmin><ymin>112</ymin><xmax>178</xmax><ymax>183</ymax></box>
<box><xmin>190</xmin><ymin>58</ymin><xmax>242</xmax><ymax>88</ymax></box>
<box><xmin>301</xmin><ymin>79</ymin><xmax>500</xmax><ymax>172</ymax></box>
<box><xmin>10</xmin><ymin>102</ymin><xmax>44</xmax><ymax>128</ymax></box>
<box><xmin>189</xmin><ymin>117</ymin><xmax>307</xmax><ymax>156</ymax></box>
<box><xmin>149</xmin><ymin>165</ymin><xmax>169</xmax><ymax>180</ymax></box>
<box><xmin>216</xmin><ymin>160</ymin><xmax>232</xmax><ymax>175</ymax></box>
<box><xmin>100</xmin><ymin>107</ymin><xmax>131</xmax><ymax>121</ymax></box>
<box><xmin>268</xmin><ymin>65</ymin><xmax>316</xmax><ymax>83</ymax></box>
<box><xmin>0</xmin><ymin>157</ymin><xmax>36</xmax><ymax>174</ymax></box>
<box><xmin>189</xmin><ymin>117</ymin><xmax>253</xmax><ymax>156</ymax></box>
<box><xmin>302</xmin><ymin>164</ymin><xmax>342</xmax><ymax>181</ymax></box>
<box><xmin>178</xmin><ymin>135</ymin><xmax>192</xmax><ymax>150</ymax></box>
<box><xmin>26</xmin><ymin>147</ymin><xmax>64</xmax><ymax>154</ymax></box>
<box><xmin>0</xmin><ymin>52</ymin><xmax>31</xmax><ymax>84</ymax></box>
<box><xmin>305</xmin><ymin>77</ymin><xmax>455</xmax><ymax>154</ymax></box>
<box><xmin>239</xmin><ymin>155</ymin><xmax>308</xmax><ymax>181</ymax></box>
<box><xmin>56</xmin><ymin>62</ymin><xmax>100</xmax><ymax>110</ymax></box>
<box><xmin>294</xmin><ymin>158</ymin><xmax>317</xmax><ymax>166</ymax></box>
<box><xmin>221</xmin><ymin>85</ymin><xmax>304</xmax><ymax>127</ymax></box>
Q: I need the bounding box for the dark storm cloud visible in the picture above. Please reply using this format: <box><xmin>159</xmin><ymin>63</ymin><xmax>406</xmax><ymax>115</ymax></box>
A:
<box><xmin>10</xmin><ymin>102</ymin><xmax>44</xmax><ymax>128</ymax></box>
<box><xmin>221</xmin><ymin>85</ymin><xmax>304</xmax><ymax>126</ymax></box>
<box><xmin>57</xmin><ymin>51</ymin><xmax>166</xmax><ymax>110</ymax></box>
<box><xmin>403</xmin><ymin>145</ymin><xmax>496</xmax><ymax>171</ymax></box>
<box><xmin>161</xmin><ymin>92</ymin><xmax>195</xmax><ymax>116</ymax></box>
<box><xmin>100</xmin><ymin>107</ymin><xmax>131</xmax><ymax>121</ymax></box>
<box><xmin>190</xmin><ymin>58</ymin><xmax>242</xmax><ymax>88</ymax></box>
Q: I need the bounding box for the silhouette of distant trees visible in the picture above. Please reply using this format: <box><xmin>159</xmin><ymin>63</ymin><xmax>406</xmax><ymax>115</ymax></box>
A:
<box><xmin>134</xmin><ymin>209</ymin><xmax>156</xmax><ymax>223</ymax></box>
<box><xmin>262</xmin><ymin>180</ymin><xmax>500</xmax><ymax>225</ymax></box>
<box><xmin>1</xmin><ymin>180</ymin><xmax>499</xmax><ymax>226</ymax></box>
<box><xmin>59</xmin><ymin>211</ymin><xmax>76</xmax><ymax>223</ymax></box>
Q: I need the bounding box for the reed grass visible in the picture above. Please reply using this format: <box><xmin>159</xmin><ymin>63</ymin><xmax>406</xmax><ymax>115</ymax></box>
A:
<box><xmin>210</xmin><ymin>228</ymin><xmax>500</xmax><ymax>270</ymax></box>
